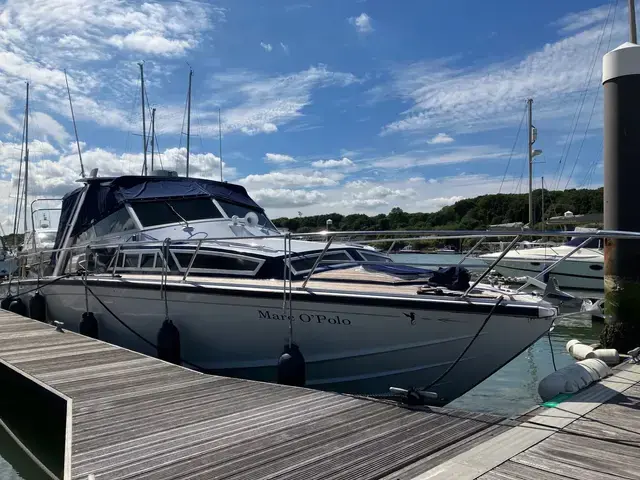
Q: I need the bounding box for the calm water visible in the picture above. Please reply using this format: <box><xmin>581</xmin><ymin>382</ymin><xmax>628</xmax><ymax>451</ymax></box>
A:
<box><xmin>0</xmin><ymin>253</ymin><xmax>603</xmax><ymax>477</ymax></box>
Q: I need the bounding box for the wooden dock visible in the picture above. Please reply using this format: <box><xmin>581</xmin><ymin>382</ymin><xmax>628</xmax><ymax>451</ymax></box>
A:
<box><xmin>415</xmin><ymin>358</ymin><xmax>640</xmax><ymax>479</ymax></box>
<box><xmin>1</xmin><ymin>308</ymin><xmax>640</xmax><ymax>480</ymax></box>
<box><xmin>0</xmin><ymin>310</ymin><xmax>510</xmax><ymax>480</ymax></box>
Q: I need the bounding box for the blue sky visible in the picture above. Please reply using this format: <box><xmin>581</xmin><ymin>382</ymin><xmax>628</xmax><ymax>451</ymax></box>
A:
<box><xmin>0</xmin><ymin>0</ymin><xmax>626</xmax><ymax>230</ymax></box>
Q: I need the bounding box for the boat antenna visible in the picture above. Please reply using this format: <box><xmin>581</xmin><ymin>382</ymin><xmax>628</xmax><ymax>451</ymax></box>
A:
<box><xmin>64</xmin><ymin>70</ymin><xmax>85</xmax><ymax>178</ymax></box>
<box><xmin>139</xmin><ymin>62</ymin><xmax>148</xmax><ymax>176</ymax></box>
<box><xmin>218</xmin><ymin>107</ymin><xmax>223</xmax><ymax>182</ymax></box>
<box><xmin>186</xmin><ymin>67</ymin><xmax>193</xmax><ymax>178</ymax></box>
<box><xmin>151</xmin><ymin>108</ymin><xmax>156</xmax><ymax>172</ymax></box>
<box><xmin>23</xmin><ymin>82</ymin><xmax>29</xmax><ymax>234</ymax></box>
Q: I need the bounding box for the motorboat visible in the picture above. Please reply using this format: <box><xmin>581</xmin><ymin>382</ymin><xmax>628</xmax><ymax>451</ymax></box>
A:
<box><xmin>479</xmin><ymin>235</ymin><xmax>604</xmax><ymax>291</ymax></box>
<box><xmin>3</xmin><ymin>172</ymin><xmax>557</xmax><ymax>405</ymax></box>
<box><xmin>396</xmin><ymin>245</ymin><xmax>422</xmax><ymax>254</ymax></box>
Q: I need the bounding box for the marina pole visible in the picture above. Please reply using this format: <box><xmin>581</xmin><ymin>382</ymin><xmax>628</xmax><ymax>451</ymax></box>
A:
<box><xmin>600</xmin><ymin>9</ymin><xmax>640</xmax><ymax>351</ymax></box>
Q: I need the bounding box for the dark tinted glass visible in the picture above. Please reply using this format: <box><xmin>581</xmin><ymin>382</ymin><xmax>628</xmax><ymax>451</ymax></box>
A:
<box><xmin>133</xmin><ymin>198</ymin><xmax>223</xmax><ymax>227</ymax></box>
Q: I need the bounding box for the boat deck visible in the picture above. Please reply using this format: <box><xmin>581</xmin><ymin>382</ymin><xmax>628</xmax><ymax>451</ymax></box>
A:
<box><xmin>109</xmin><ymin>268</ymin><xmax>523</xmax><ymax>302</ymax></box>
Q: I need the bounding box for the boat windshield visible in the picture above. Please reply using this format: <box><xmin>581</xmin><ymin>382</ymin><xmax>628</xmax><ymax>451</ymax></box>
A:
<box><xmin>36</xmin><ymin>231</ymin><xmax>57</xmax><ymax>244</ymax></box>
<box><xmin>216</xmin><ymin>200</ymin><xmax>276</xmax><ymax>230</ymax></box>
<box><xmin>565</xmin><ymin>237</ymin><xmax>602</xmax><ymax>248</ymax></box>
<box><xmin>133</xmin><ymin>198</ymin><xmax>224</xmax><ymax>227</ymax></box>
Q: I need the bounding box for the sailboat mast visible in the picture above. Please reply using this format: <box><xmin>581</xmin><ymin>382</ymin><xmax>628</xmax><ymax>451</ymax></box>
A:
<box><xmin>64</xmin><ymin>70</ymin><xmax>85</xmax><ymax>178</ymax></box>
<box><xmin>12</xmin><ymin>105</ymin><xmax>25</xmax><ymax>248</ymax></box>
<box><xmin>630</xmin><ymin>0</ymin><xmax>637</xmax><ymax>43</ymax></box>
<box><xmin>541</xmin><ymin>176</ymin><xmax>545</xmax><ymax>227</ymax></box>
<box><xmin>151</xmin><ymin>108</ymin><xmax>156</xmax><ymax>172</ymax></box>
<box><xmin>218</xmin><ymin>107</ymin><xmax>223</xmax><ymax>181</ymax></box>
<box><xmin>23</xmin><ymin>82</ymin><xmax>29</xmax><ymax>234</ymax></box>
<box><xmin>186</xmin><ymin>68</ymin><xmax>193</xmax><ymax>178</ymax></box>
<box><xmin>139</xmin><ymin>62</ymin><xmax>148</xmax><ymax>176</ymax></box>
<box><xmin>527</xmin><ymin>98</ymin><xmax>533</xmax><ymax>227</ymax></box>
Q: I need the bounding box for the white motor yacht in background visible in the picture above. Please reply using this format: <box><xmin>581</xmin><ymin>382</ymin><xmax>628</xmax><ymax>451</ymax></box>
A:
<box><xmin>479</xmin><ymin>233</ymin><xmax>604</xmax><ymax>291</ymax></box>
<box><xmin>3</xmin><ymin>170</ymin><xmax>557</xmax><ymax>405</ymax></box>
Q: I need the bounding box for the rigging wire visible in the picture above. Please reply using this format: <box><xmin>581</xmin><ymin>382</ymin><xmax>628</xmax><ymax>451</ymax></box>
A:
<box><xmin>579</xmin><ymin>0</ymin><xmax>619</xmax><ymax>189</ymax></box>
<box><xmin>554</xmin><ymin>0</ymin><xmax>614</xmax><ymax>191</ymax></box>
<box><xmin>498</xmin><ymin>102</ymin><xmax>527</xmax><ymax>194</ymax></box>
<box><xmin>514</xmin><ymin>141</ymin><xmax>529</xmax><ymax>194</ymax></box>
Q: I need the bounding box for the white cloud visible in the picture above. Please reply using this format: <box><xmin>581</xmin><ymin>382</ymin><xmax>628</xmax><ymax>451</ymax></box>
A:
<box><xmin>372</xmin><ymin>145</ymin><xmax>510</xmax><ymax>169</ymax></box>
<box><xmin>280</xmin><ymin>42</ymin><xmax>290</xmax><ymax>54</ymax></box>
<box><xmin>311</xmin><ymin>157</ymin><xmax>354</xmax><ymax>168</ymax></box>
<box><xmin>265</xmin><ymin>153</ymin><xmax>296</xmax><ymax>164</ymax></box>
<box><xmin>252</xmin><ymin>188</ymin><xmax>327</xmax><ymax>208</ymax></box>
<box><xmin>260</xmin><ymin>42</ymin><xmax>273</xmax><ymax>52</ymax></box>
<box><xmin>239</xmin><ymin>171</ymin><xmax>339</xmax><ymax>189</ymax></box>
<box><xmin>0</xmin><ymin>0</ymin><xmax>223</xmax><ymax>137</ymax></box>
<box><xmin>427</xmin><ymin>133</ymin><xmax>454</xmax><ymax>145</ymax></box>
<box><xmin>30</xmin><ymin>112</ymin><xmax>70</xmax><ymax>145</ymax></box>
<box><xmin>107</xmin><ymin>32</ymin><xmax>192</xmax><ymax>56</ymax></box>
<box><xmin>553</xmin><ymin>5</ymin><xmax>611</xmax><ymax>33</ymax></box>
<box><xmin>380</xmin><ymin>8</ymin><xmax>626</xmax><ymax>137</ymax></box>
<box><xmin>208</xmin><ymin>65</ymin><xmax>359</xmax><ymax>136</ymax></box>
<box><xmin>349</xmin><ymin>13</ymin><xmax>373</xmax><ymax>34</ymax></box>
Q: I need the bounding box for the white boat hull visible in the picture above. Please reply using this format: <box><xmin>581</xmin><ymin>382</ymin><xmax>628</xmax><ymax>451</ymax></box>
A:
<box><xmin>488</xmin><ymin>258</ymin><xmax>603</xmax><ymax>291</ymax></box>
<box><xmin>7</xmin><ymin>277</ymin><xmax>555</xmax><ymax>405</ymax></box>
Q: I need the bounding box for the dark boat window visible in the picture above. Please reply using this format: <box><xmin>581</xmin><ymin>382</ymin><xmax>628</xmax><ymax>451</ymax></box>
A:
<box><xmin>94</xmin><ymin>208</ymin><xmax>137</xmax><ymax>238</ymax></box>
<box><xmin>217</xmin><ymin>200</ymin><xmax>276</xmax><ymax>229</ymax></box>
<box><xmin>133</xmin><ymin>198</ymin><xmax>223</xmax><ymax>227</ymax></box>
<box><xmin>292</xmin><ymin>251</ymin><xmax>352</xmax><ymax>272</ymax></box>
<box><xmin>76</xmin><ymin>207</ymin><xmax>136</xmax><ymax>244</ymax></box>
<box><xmin>140</xmin><ymin>254</ymin><xmax>156</xmax><ymax>268</ymax></box>
<box><xmin>359</xmin><ymin>251</ymin><xmax>392</xmax><ymax>263</ymax></box>
<box><xmin>173</xmin><ymin>252</ymin><xmax>259</xmax><ymax>272</ymax></box>
<box><xmin>565</xmin><ymin>237</ymin><xmax>602</xmax><ymax>248</ymax></box>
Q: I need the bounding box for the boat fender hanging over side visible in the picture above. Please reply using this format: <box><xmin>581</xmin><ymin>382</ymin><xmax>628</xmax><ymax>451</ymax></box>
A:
<box><xmin>8</xmin><ymin>297</ymin><xmax>26</xmax><ymax>317</ymax></box>
<box><xmin>277</xmin><ymin>343</ymin><xmax>306</xmax><ymax>387</ymax></box>
<box><xmin>157</xmin><ymin>319</ymin><xmax>181</xmax><ymax>365</ymax></box>
<box><xmin>79</xmin><ymin>312</ymin><xmax>99</xmax><ymax>339</ymax></box>
<box><xmin>538</xmin><ymin>358</ymin><xmax>611</xmax><ymax>402</ymax></box>
<box><xmin>1</xmin><ymin>295</ymin><xmax>12</xmax><ymax>310</ymax></box>
<box><xmin>29</xmin><ymin>292</ymin><xmax>47</xmax><ymax>323</ymax></box>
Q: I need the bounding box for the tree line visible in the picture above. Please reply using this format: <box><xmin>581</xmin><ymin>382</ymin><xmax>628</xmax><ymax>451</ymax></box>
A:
<box><xmin>272</xmin><ymin>187</ymin><xmax>603</xmax><ymax>233</ymax></box>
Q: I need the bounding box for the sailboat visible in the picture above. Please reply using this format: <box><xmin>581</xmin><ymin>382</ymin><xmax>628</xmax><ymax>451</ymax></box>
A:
<box><xmin>479</xmin><ymin>100</ymin><xmax>604</xmax><ymax>291</ymax></box>
<box><xmin>0</xmin><ymin>70</ymin><xmax>557</xmax><ymax>406</ymax></box>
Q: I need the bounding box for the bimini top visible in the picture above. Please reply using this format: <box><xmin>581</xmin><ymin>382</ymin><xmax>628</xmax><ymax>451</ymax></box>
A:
<box><xmin>53</xmin><ymin>176</ymin><xmax>262</xmax><ymax>250</ymax></box>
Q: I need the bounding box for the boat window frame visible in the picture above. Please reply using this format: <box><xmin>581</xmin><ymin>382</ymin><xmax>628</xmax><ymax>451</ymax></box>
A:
<box><xmin>357</xmin><ymin>250</ymin><xmax>393</xmax><ymax>263</ymax></box>
<box><xmin>103</xmin><ymin>247</ymin><xmax>264</xmax><ymax>276</ymax></box>
<box><xmin>289</xmin><ymin>250</ymin><xmax>356</xmax><ymax>275</ymax></box>
<box><xmin>171</xmin><ymin>249</ymin><xmax>264</xmax><ymax>276</ymax></box>
<box><xmin>129</xmin><ymin>197</ymin><xmax>226</xmax><ymax>230</ymax></box>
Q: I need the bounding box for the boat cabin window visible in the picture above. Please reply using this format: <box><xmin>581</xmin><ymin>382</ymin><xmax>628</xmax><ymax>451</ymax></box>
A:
<box><xmin>76</xmin><ymin>207</ymin><xmax>136</xmax><ymax>244</ymax></box>
<box><xmin>358</xmin><ymin>251</ymin><xmax>393</xmax><ymax>263</ymax></box>
<box><xmin>172</xmin><ymin>251</ymin><xmax>262</xmax><ymax>275</ymax></box>
<box><xmin>291</xmin><ymin>251</ymin><xmax>354</xmax><ymax>274</ymax></box>
<box><xmin>132</xmin><ymin>198</ymin><xmax>223</xmax><ymax>227</ymax></box>
<box><xmin>565</xmin><ymin>237</ymin><xmax>602</xmax><ymax>249</ymax></box>
<box><xmin>216</xmin><ymin>200</ymin><xmax>276</xmax><ymax>229</ymax></box>
<box><xmin>37</xmin><ymin>231</ymin><xmax>57</xmax><ymax>244</ymax></box>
